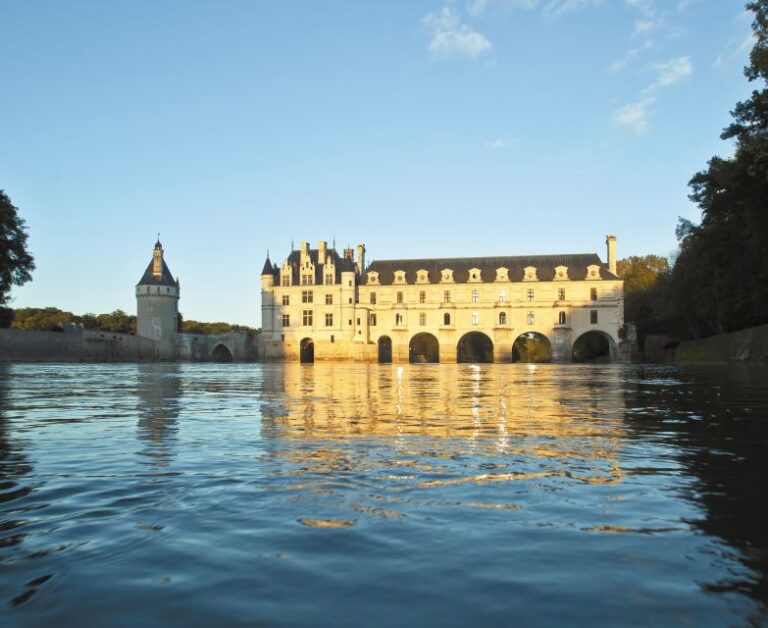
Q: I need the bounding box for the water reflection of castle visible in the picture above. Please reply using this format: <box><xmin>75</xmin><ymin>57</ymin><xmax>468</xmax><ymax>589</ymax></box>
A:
<box><xmin>259</xmin><ymin>363</ymin><xmax>627</xmax><ymax>478</ymax></box>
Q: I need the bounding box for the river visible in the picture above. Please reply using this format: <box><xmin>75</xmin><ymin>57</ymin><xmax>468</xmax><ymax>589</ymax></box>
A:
<box><xmin>0</xmin><ymin>363</ymin><xmax>766</xmax><ymax>626</ymax></box>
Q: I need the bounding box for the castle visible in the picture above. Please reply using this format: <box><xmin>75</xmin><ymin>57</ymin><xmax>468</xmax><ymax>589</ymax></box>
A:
<box><xmin>259</xmin><ymin>237</ymin><xmax>625</xmax><ymax>363</ymax></box>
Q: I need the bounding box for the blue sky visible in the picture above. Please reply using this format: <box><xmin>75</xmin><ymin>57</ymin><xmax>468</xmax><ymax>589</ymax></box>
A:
<box><xmin>0</xmin><ymin>0</ymin><xmax>755</xmax><ymax>326</ymax></box>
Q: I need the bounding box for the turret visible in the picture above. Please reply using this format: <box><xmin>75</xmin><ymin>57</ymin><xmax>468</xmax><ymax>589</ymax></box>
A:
<box><xmin>136</xmin><ymin>239</ymin><xmax>180</xmax><ymax>360</ymax></box>
<box><xmin>356</xmin><ymin>243</ymin><xmax>366</xmax><ymax>275</ymax></box>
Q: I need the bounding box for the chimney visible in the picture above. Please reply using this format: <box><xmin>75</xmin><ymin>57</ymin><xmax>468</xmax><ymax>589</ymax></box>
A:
<box><xmin>318</xmin><ymin>240</ymin><xmax>327</xmax><ymax>263</ymax></box>
<box><xmin>356</xmin><ymin>243</ymin><xmax>366</xmax><ymax>274</ymax></box>
<box><xmin>300</xmin><ymin>241</ymin><xmax>310</xmax><ymax>266</ymax></box>
<box><xmin>343</xmin><ymin>247</ymin><xmax>354</xmax><ymax>261</ymax></box>
<box><xmin>606</xmin><ymin>235</ymin><xmax>617</xmax><ymax>275</ymax></box>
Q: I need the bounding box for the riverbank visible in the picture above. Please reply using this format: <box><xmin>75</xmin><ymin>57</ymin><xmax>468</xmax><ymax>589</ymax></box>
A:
<box><xmin>646</xmin><ymin>323</ymin><xmax>768</xmax><ymax>365</ymax></box>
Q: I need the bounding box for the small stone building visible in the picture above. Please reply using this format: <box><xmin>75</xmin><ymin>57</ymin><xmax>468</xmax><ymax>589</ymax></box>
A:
<box><xmin>259</xmin><ymin>237</ymin><xmax>624</xmax><ymax>363</ymax></box>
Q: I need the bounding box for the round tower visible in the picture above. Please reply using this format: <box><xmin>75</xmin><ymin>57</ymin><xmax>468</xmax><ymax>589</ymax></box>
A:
<box><xmin>136</xmin><ymin>239</ymin><xmax>180</xmax><ymax>360</ymax></box>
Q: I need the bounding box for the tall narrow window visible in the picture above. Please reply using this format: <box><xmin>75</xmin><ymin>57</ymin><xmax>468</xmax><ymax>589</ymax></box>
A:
<box><xmin>590</xmin><ymin>287</ymin><xmax>598</xmax><ymax>301</ymax></box>
<box><xmin>443</xmin><ymin>312</ymin><xmax>451</xmax><ymax>325</ymax></box>
<box><xmin>590</xmin><ymin>310</ymin><xmax>598</xmax><ymax>324</ymax></box>
<box><xmin>558</xmin><ymin>288</ymin><xmax>566</xmax><ymax>301</ymax></box>
<box><xmin>325</xmin><ymin>313</ymin><xmax>333</xmax><ymax>326</ymax></box>
<box><xmin>498</xmin><ymin>289</ymin><xmax>507</xmax><ymax>302</ymax></box>
<box><xmin>472</xmin><ymin>312</ymin><xmax>480</xmax><ymax>325</ymax></box>
<box><xmin>370</xmin><ymin>313</ymin><xmax>377</xmax><ymax>326</ymax></box>
<box><xmin>419</xmin><ymin>312</ymin><xmax>426</xmax><ymax>326</ymax></box>
<box><xmin>558</xmin><ymin>311</ymin><xmax>567</xmax><ymax>325</ymax></box>
<box><xmin>471</xmin><ymin>289</ymin><xmax>479</xmax><ymax>303</ymax></box>
<box><xmin>302</xmin><ymin>290</ymin><xmax>313</xmax><ymax>304</ymax></box>
<box><xmin>282</xmin><ymin>294</ymin><xmax>290</xmax><ymax>306</ymax></box>
<box><xmin>419</xmin><ymin>291</ymin><xmax>426</xmax><ymax>304</ymax></box>
<box><xmin>325</xmin><ymin>293</ymin><xmax>333</xmax><ymax>305</ymax></box>
<box><xmin>325</xmin><ymin>273</ymin><xmax>333</xmax><ymax>285</ymax></box>
<box><xmin>302</xmin><ymin>310</ymin><xmax>313</xmax><ymax>326</ymax></box>
<box><xmin>281</xmin><ymin>314</ymin><xmax>290</xmax><ymax>327</ymax></box>
<box><xmin>395</xmin><ymin>313</ymin><xmax>403</xmax><ymax>326</ymax></box>
<box><xmin>527</xmin><ymin>311</ymin><xmax>535</xmax><ymax>325</ymax></box>
<box><xmin>370</xmin><ymin>292</ymin><xmax>377</xmax><ymax>305</ymax></box>
<box><xmin>527</xmin><ymin>288</ymin><xmax>534</xmax><ymax>302</ymax></box>
<box><xmin>444</xmin><ymin>290</ymin><xmax>451</xmax><ymax>303</ymax></box>
<box><xmin>396</xmin><ymin>291</ymin><xmax>403</xmax><ymax>304</ymax></box>
<box><xmin>499</xmin><ymin>312</ymin><xmax>507</xmax><ymax>325</ymax></box>
<box><xmin>281</xmin><ymin>275</ymin><xmax>290</xmax><ymax>287</ymax></box>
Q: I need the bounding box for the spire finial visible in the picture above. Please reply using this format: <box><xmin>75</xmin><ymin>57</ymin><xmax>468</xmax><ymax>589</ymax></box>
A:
<box><xmin>291</xmin><ymin>238</ymin><xmax>294</xmax><ymax>251</ymax></box>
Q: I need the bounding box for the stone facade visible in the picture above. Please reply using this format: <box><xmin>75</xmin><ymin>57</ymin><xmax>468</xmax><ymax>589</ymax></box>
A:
<box><xmin>260</xmin><ymin>237</ymin><xmax>624</xmax><ymax>363</ymax></box>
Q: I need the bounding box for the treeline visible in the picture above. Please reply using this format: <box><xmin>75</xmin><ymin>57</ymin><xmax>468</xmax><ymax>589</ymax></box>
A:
<box><xmin>0</xmin><ymin>307</ymin><xmax>258</xmax><ymax>337</ymax></box>
<box><xmin>622</xmin><ymin>2</ymin><xmax>768</xmax><ymax>342</ymax></box>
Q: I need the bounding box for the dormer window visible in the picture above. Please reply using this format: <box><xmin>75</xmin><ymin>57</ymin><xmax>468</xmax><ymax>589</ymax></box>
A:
<box><xmin>367</xmin><ymin>271</ymin><xmax>379</xmax><ymax>284</ymax></box>
<box><xmin>495</xmin><ymin>267</ymin><xmax>509</xmax><ymax>282</ymax></box>
<box><xmin>416</xmin><ymin>270</ymin><xmax>429</xmax><ymax>284</ymax></box>
<box><xmin>394</xmin><ymin>270</ymin><xmax>406</xmax><ymax>284</ymax></box>
<box><xmin>586</xmin><ymin>265</ymin><xmax>602</xmax><ymax>280</ymax></box>
<box><xmin>523</xmin><ymin>266</ymin><xmax>538</xmax><ymax>281</ymax></box>
<box><xmin>441</xmin><ymin>269</ymin><xmax>454</xmax><ymax>283</ymax></box>
<box><xmin>554</xmin><ymin>265</ymin><xmax>569</xmax><ymax>280</ymax></box>
<box><xmin>468</xmin><ymin>268</ymin><xmax>482</xmax><ymax>282</ymax></box>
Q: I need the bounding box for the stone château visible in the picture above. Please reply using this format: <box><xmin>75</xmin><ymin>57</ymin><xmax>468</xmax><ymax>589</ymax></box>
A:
<box><xmin>259</xmin><ymin>237</ymin><xmax>624</xmax><ymax>363</ymax></box>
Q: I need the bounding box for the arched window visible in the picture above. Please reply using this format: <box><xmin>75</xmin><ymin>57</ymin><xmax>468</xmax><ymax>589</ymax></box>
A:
<box><xmin>558</xmin><ymin>311</ymin><xmax>566</xmax><ymax>325</ymax></box>
<box><xmin>499</xmin><ymin>312</ymin><xmax>507</xmax><ymax>325</ymax></box>
<box><xmin>443</xmin><ymin>312</ymin><xmax>451</xmax><ymax>325</ymax></box>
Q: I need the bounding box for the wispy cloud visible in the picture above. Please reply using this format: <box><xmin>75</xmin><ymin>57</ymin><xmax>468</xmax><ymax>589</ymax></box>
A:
<box><xmin>608</xmin><ymin>40</ymin><xmax>655</xmax><ymax>73</ymax></box>
<box><xmin>714</xmin><ymin>11</ymin><xmax>755</xmax><ymax>71</ymax></box>
<box><xmin>424</xmin><ymin>7</ymin><xmax>492</xmax><ymax>60</ymax></box>
<box><xmin>465</xmin><ymin>0</ymin><xmax>600</xmax><ymax>19</ymax></box>
<box><xmin>643</xmin><ymin>56</ymin><xmax>693</xmax><ymax>92</ymax></box>
<box><xmin>484</xmin><ymin>138</ymin><xmax>506</xmax><ymax>149</ymax></box>
<box><xmin>612</xmin><ymin>98</ymin><xmax>655</xmax><ymax>135</ymax></box>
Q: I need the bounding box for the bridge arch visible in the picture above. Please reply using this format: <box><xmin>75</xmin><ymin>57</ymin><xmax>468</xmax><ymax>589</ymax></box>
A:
<box><xmin>512</xmin><ymin>332</ymin><xmax>552</xmax><ymax>363</ymax></box>
<box><xmin>211</xmin><ymin>343</ymin><xmax>234</xmax><ymax>363</ymax></box>
<box><xmin>378</xmin><ymin>335</ymin><xmax>393</xmax><ymax>363</ymax></box>
<box><xmin>300</xmin><ymin>337</ymin><xmax>314</xmax><ymax>363</ymax></box>
<box><xmin>409</xmin><ymin>333</ymin><xmax>439</xmax><ymax>363</ymax></box>
<box><xmin>572</xmin><ymin>330</ymin><xmax>616</xmax><ymax>363</ymax></box>
<box><xmin>457</xmin><ymin>332</ymin><xmax>494</xmax><ymax>363</ymax></box>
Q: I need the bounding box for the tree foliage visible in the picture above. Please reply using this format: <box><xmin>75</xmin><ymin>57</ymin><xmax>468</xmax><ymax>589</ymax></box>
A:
<box><xmin>671</xmin><ymin>1</ymin><xmax>768</xmax><ymax>336</ymax></box>
<box><xmin>0</xmin><ymin>190</ymin><xmax>35</xmax><ymax>305</ymax></box>
<box><xmin>616</xmin><ymin>255</ymin><xmax>671</xmax><ymax>344</ymax></box>
<box><xmin>181</xmin><ymin>319</ymin><xmax>258</xmax><ymax>336</ymax></box>
<box><xmin>10</xmin><ymin>307</ymin><xmax>137</xmax><ymax>333</ymax></box>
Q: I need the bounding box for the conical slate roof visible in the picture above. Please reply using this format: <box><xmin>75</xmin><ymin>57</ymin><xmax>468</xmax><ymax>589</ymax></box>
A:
<box><xmin>137</xmin><ymin>258</ymin><xmax>179</xmax><ymax>287</ymax></box>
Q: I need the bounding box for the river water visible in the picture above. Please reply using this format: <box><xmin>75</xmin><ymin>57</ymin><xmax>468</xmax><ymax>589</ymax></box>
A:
<box><xmin>0</xmin><ymin>362</ymin><xmax>766</xmax><ymax>626</ymax></box>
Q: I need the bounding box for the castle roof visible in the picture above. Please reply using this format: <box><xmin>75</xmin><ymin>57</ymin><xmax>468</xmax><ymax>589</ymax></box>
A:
<box><xmin>261</xmin><ymin>255</ymin><xmax>274</xmax><ymax>276</ymax></box>
<box><xmin>363</xmin><ymin>253</ymin><xmax>619</xmax><ymax>284</ymax></box>
<box><xmin>269</xmin><ymin>247</ymin><xmax>356</xmax><ymax>284</ymax></box>
<box><xmin>137</xmin><ymin>258</ymin><xmax>179</xmax><ymax>287</ymax></box>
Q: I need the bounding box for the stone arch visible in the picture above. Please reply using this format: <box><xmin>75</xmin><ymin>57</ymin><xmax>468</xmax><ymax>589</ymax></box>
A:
<box><xmin>512</xmin><ymin>332</ymin><xmax>552</xmax><ymax>363</ymax></box>
<box><xmin>457</xmin><ymin>332</ymin><xmax>494</xmax><ymax>363</ymax></box>
<box><xmin>572</xmin><ymin>330</ymin><xmax>616</xmax><ymax>363</ymax></box>
<box><xmin>409</xmin><ymin>333</ymin><xmax>439</xmax><ymax>364</ymax></box>
<box><xmin>211</xmin><ymin>343</ymin><xmax>234</xmax><ymax>363</ymax></box>
<box><xmin>378</xmin><ymin>335</ymin><xmax>393</xmax><ymax>364</ymax></box>
<box><xmin>300</xmin><ymin>337</ymin><xmax>314</xmax><ymax>363</ymax></box>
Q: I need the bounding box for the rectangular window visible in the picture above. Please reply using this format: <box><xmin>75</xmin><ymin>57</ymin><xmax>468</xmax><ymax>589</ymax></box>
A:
<box><xmin>472</xmin><ymin>312</ymin><xmax>479</xmax><ymax>325</ymax></box>
<box><xmin>395</xmin><ymin>313</ymin><xmax>403</xmax><ymax>326</ymax></box>
<box><xmin>325</xmin><ymin>293</ymin><xmax>333</xmax><ymax>305</ymax></box>
<box><xmin>419</xmin><ymin>312</ymin><xmax>426</xmax><ymax>326</ymax></box>
<box><xmin>498</xmin><ymin>289</ymin><xmax>506</xmax><ymax>302</ymax></box>
<box><xmin>302</xmin><ymin>310</ymin><xmax>313</xmax><ymax>326</ymax></box>
<box><xmin>302</xmin><ymin>290</ymin><xmax>313</xmax><ymax>304</ymax></box>
<box><xmin>397</xmin><ymin>291</ymin><xmax>403</xmax><ymax>304</ymax></box>
<box><xmin>281</xmin><ymin>275</ymin><xmax>290</xmax><ymax>287</ymax></box>
<box><xmin>471</xmin><ymin>289</ymin><xmax>479</xmax><ymax>303</ymax></box>
<box><xmin>282</xmin><ymin>294</ymin><xmax>290</xmax><ymax>306</ymax></box>
<box><xmin>444</xmin><ymin>290</ymin><xmax>451</xmax><ymax>303</ymax></box>
<box><xmin>527</xmin><ymin>311</ymin><xmax>535</xmax><ymax>325</ymax></box>
<box><xmin>419</xmin><ymin>291</ymin><xmax>426</xmax><ymax>304</ymax></box>
<box><xmin>558</xmin><ymin>288</ymin><xmax>566</xmax><ymax>301</ymax></box>
<box><xmin>301</xmin><ymin>274</ymin><xmax>313</xmax><ymax>286</ymax></box>
<box><xmin>370</xmin><ymin>313</ymin><xmax>377</xmax><ymax>326</ymax></box>
<box><xmin>590</xmin><ymin>310</ymin><xmax>598</xmax><ymax>324</ymax></box>
<box><xmin>527</xmin><ymin>288</ymin><xmax>534</xmax><ymax>302</ymax></box>
<box><xmin>325</xmin><ymin>313</ymin><xmax>333</xmax><ymax>326</ymax></box>
<box><xmin>325</xmin><ymin>273</ymin><xmax>333</xmax><ymax>285</ymax></box>
<box><xmin>370</xmin><ymin>292</ymin><xmax>377</xmax><ymax>305</ymax></box>
<box><xmin>281</xmin><ymin>314</ymin><xmax>290</xmax><ymax>327</ymax></box>
<box><xmin>590</xmin><ymin>287</ymin><xmax>598</xmax><ymax>301</ymax></box>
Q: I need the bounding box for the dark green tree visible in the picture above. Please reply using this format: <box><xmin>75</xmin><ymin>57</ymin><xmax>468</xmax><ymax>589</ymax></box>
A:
<box><xmin>674</xmin><ymin>1</ymin><xmax>768</xmax><ymax>336</ymax></box>
<box><xmin>0</xmin><ymin>190</ymin><xmax>35</xmax><ymax>306</ymax></box>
